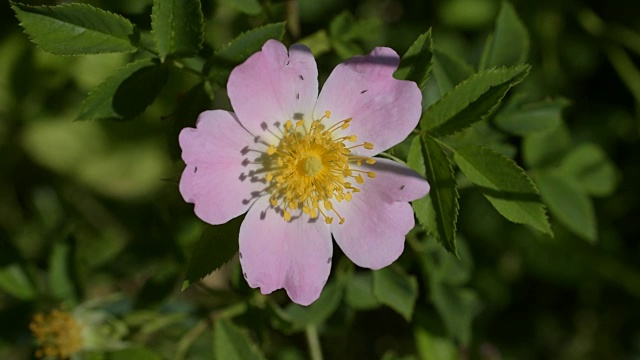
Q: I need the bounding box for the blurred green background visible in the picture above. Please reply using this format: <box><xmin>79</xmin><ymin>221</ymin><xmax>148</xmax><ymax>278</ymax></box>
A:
<box><xmin>1</xmin><ymin>0</ymin><xmax>639</xmax><ymax>359</ymax></box>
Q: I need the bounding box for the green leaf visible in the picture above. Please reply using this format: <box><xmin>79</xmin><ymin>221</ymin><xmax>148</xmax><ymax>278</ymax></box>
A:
<box><xmin>480</xmin><ymin>1</ymin><xmax>529</xmax><ymax>69</ymax></box>
<box><xmin>534</xmin><ymin>173</ymin><xmax>597</xmax><ymax>242</ymax></box>
<box><xmin>606</xmin><ymin>45</ymin><xmax>640</xmax><ymax>106</ymax></box>
<box><xmin>214</xmin><ymin>318</ymin><xmax>267</xmax><ymax>360</ymax></box>
<box><xmin>494</xmin><ymin>96</ymin><xmax>570</xmax><ymax>136</ymax></box>
<box><xmin>522</xmin><ymin>123</ymin><xmax>572</xmax><ymax>169</ymax></box>
<box><xmin>431</xmin><ymin>48</ymin><xmax>475</xmax><ymax>96</ymax></box>
<box><xmin>182</xmin><ymin>216</ymin><xmax>243</xmax><ymax>290</ymax></box>
<box><xmin>560</xmin><ymin>143</ymin><xmax>619</xmax><ymax>197</ymax></box>
<box><xmin>394</xmin><ymin>29</ymin><xmax>433</xmax><ymax>90</ymax></box>
<box><xmin>454</xmin><ymin>146</ymin><xmax>552</xmax><ymax>235</ymax></box>
<box><xmin>152</xmin><ymin>0</ymin><xmax>204</xmax><ymax>60</ymax></box>
<box><xmin>0</xmin><ymin>264</ymin><xmax>35</xmax><ymax>300</ymax></box>
<box><xmin>414</xmin><ymin>316</ymin><xmax>458</xmax><ymax>360</ymax></box>
<box><xmin>407</xmin><ymin>136</ymin><xmax>459</xmax><ymax>254</ymax></box>
<box><xmin>224</xmin><ymin>0</ymin><xmax>263</xmax><ymax>16</ymax></box>
<box><xmin>78</xmin><ymin>58</ymin><xmax>169</xmax><ymax>121</ymax></box>
<box><xmin>49</xmin><ymin>240</ymin><xmax>78</xmax><ymax>304</ymax></box>
<box><xmin>373</xmin><ymin>266</ymin><xmax>419</xmax><ymax>321</ymax></box>
<box><xmin>11</xmin><ymin>3</ymin><xmax>137</xmax><ymax>55</ymax></box>
<box><xmin>429</xmin><ymin>284</ymin><xmax>480</xmax><ymax>345</ymax></box>
<box><xmin>285</xmin><ymin>280</ymin><xmax>343</xmax><ymax>331</ymax></box>
<box><xmin>299</xmin><ymin>30</ymin><xmax>332</xmax><ymax>57</ymax></box>
<box><xmin>107</xmin><ymin>347</ymin><xmax>162</xmax><ymax>360</ymax></box>
<box><xmin>328</xmin><ymin>11</ymin><xmax>383</xmax><ymax>59</ymax></box>
<box><xmin>423</xmin><ymin>65</ymin><xmax>530</xmax><ymax>137</ymax></box>
<box><xmin>345</xmin><ymin>271</ymin><xmax>380</xmax><ymax>310</ymax></box>
<box><xmin>204</xmin><ymin>22</ymin><xmax>286</xmax><ymax>78</ymax></box>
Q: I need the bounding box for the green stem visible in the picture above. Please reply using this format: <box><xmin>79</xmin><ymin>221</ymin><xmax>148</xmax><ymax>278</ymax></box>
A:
<box><xmin>286</xmin><ymin>0</ymin><xmax>301</xmax><ymax>40</ymax></box>
<box><xmin>306</xmin><ymin>325</ymin><xmax>323</xmax><ymax>360</ymax></box>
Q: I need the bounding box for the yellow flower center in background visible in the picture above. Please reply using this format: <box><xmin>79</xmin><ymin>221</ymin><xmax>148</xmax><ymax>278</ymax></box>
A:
<box><xmin>30</xmin><ymin>309</ymin><xmax>82</xmax><ymax>359</ymax></box>
<box><xmin>264</xmin><ymin>111</ymin><xmax>376</xmax><ymax>224</ymax></box>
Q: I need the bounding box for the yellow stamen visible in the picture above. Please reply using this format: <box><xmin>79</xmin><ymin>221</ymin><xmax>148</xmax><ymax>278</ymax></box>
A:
<box><xmin>260</xmin><ymin>111</ymin><xmax>377</xmax><ymax>224</ymax></box>
<box><xmin>30</xmin><ymin>309</ymin><xmax>83</xmax><ymax>359</ymax></box>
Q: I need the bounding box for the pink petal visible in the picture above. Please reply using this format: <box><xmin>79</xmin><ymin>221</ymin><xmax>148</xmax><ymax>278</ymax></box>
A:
<box><xmin>239</xmin><ymin>197</ymin><xmax>333</xmax><ymax>306</ymax></box>
<box><xmin>227</xmin><ymin>40</ymin><xmax>318</xmax><ymax>139</ymax></box>
<box><xmin>331</xmin><ymin>159</ymin><xmax>429</xmax><ymax>269</ymax></box>
<box><xmin>314</xmin><ymin>47</ymin><xmax>422</xmax><ymax>156</ymax></box>
<box><xmin>179</xmin><ymin>110</ymin><xmax>264</xmax><ymax>225</ymax></box>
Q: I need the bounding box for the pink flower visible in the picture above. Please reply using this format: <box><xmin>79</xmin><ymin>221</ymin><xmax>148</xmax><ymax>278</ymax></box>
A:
<box><xmin>179</xmin><ymin>40</ymin><xmax>430</xmax><ymax>305</ymax></box>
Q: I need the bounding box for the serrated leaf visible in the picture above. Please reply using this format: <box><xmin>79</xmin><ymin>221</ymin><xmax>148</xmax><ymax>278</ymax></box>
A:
<box><xmin>373</xmin><ymin>266</ymin><xmax>419</xmax><ymax>321</ymax></box>
<box><xmin>285</xmin><ymin>281</ymin><xmax>343</xmax><ymax>331</ymax></box>
<box><xmin>152</xmin><ymin>0</ymin><xmax>204</xmax><ymax>60</ymax></box>
<box><xmin>11</xmin><ymin>2</ymin><xmax>137</xmax><ymax>55</ymax></box>
<box><xmin>224</xmin><ymin>0</ymin><xmax>263</xmax><ymax>15</ymax></box>
<box><xmin>182</xmin><ymin>216</ymin><xmax>243</xmax><ymax>290</ymax></box>
<box><xmin>454</xmin><ymin>146</ymin><xmax>552</xmax><ymax>235</ymax></box>
<box><xmin>328</xmin><ymin>11</ymin><xmax>382</xmax><ymax>60</ymax></box>
<box><xmin>407</xmin><ymin>136</ymin><xmax>459</xmax><ymax>254</ymax></box>
<box><xmin>214</xmin><ymin>318</ymin><xmax>266</xmax><ymax>360</ymax></box>
<box><xmin>480</xmin><ymin>1</ymin><xmax>529</xmax><ymax>69</ymax></box>
<box><xmin>78</xmin><ymin>58</ymin><xmax>169</xmax><ymax>121</ymax></box>
<box><xmin>494</xmin><ymin>96</ymin><xmax>570</xmax><ymax>136</ymax></box>
<box><xmin>345</xmin><ymin>271</ymin><xmax>380</xmax><ymax>310</ymax></box>
<box><xmin>534</xmin><ymin>173</ymin><xmax>597</xmax><ymax>242</ymax></box>
<box><xmin>394</xmin><ymin>29</ymin><xmax>433</xmax><ymax>89</ymax></box>
<box><xmin>522</xmin><ymin>123</ymin><xmax>572</xmax><ymax>169</ymax></box>
<box><xmin>423</xmin><ymin>65</ymin><xmax>530</xmax><ymax>137</ymax></box>
<box><xmin>560</xmin><ymin>143</ymin><xmax>619</xmax><ymax>197</ymax></box>
<box><xmin>204</xmin><ymin>22</ymin><xmax>286</xmax><ymax>78</ymax></box>
<box><xmin>431</xmin><ymin>48</ymin><xmax>475</xmax><ymax>96</ymax></box>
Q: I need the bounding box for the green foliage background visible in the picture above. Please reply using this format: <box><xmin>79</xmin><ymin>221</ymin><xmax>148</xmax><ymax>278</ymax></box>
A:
<box><xmin>1</xmin><ymin>0</ymin><xmax>639</xmax><ymax>359</ymax></box>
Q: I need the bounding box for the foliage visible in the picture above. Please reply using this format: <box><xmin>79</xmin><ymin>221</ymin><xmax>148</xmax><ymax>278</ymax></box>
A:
<box><xmin>1</xmin><ymin>0</ymin><xmax>638</xmax><ymax>359</ymax></box>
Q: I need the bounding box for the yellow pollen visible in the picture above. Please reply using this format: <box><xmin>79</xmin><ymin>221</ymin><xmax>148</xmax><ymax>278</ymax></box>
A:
<box><xmin>260</xmin><ymin>111</ymin><xmax>377</xmax><ymax>224</ymax></box>
<box><xmin>30</xmin><ymin>308</ymin><xmax>83</xmax><ymax>359</ymax></box>
<box><xmin>301</xmin><ymin>155</ymin><xmax>323</xmax><ymax>176</ymax></box>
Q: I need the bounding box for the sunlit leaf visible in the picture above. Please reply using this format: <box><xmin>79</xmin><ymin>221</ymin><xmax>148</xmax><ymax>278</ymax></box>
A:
<box><xmin>423</xmin><ymin>65</ymin><xmax>530</xmax><ymax>137</ymax></box>
<box><xmin>407</xmin><ymin>136</ymin><xmax>459</xmax><ymax>254</ymax></box>
<box><xmin>373</xmin><ymin>266</ymin><xmax>419</xmax><ymax>321</ymax></box>
<box><xmin>454</xmin><ymin>146</ymin><xmax>552</xmax><ymax>235</ymax></box>
<box><xmin>182</xmin><ymin>216</ymin><xmax>243</xmax><ymax>290</ymax></box>
<box><xmin>11</xmin><ymin>2</ymin><xmax>137</xmax><ymax>55</ymax></box>
<box><xmin>394</xmin><ymin>29</ymin><xmax>433</xmax><ymax>90</ymax></box>
<box><xmin>152</xmin><ymin>0</ymin><xmax>204</xmax><ymax>60</ymax></box>
<box><xmin>479</xmin><ymin>1</ymin><xmax>529</xmax><ymax>69</ymax></box>
<box><xmin>534</xmin><ymin>173</ymin><xmax>597</xmax><ymax>242</ymax></box>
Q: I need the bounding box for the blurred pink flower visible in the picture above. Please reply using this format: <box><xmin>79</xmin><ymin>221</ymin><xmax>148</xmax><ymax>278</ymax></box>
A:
<box><xmin>179</xmin><ymin>40</ymin><xmax>429</xmax><ymax>305</ymax></box>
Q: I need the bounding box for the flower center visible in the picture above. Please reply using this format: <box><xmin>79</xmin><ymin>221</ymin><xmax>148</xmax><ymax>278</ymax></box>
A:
<box><xmin>263</xmin><ymin>111</ymin><xmax>376</xmax><ymax>224</ymax></box>
<box><xmin>30</xmin><ymin>308</ymin><xmax>83</xmax><ymax>359</ymax></box>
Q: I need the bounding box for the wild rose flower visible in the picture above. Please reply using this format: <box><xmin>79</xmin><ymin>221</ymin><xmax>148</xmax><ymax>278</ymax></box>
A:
<box><xmin>179</xmin><ymin>40</ymin><xmax>430</xmax><ymax>305</ymax></box>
